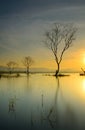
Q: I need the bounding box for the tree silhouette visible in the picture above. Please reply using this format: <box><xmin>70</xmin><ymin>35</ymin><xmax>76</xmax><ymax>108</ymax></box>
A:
<box><xmin>23</xmin><ymin>56</ymin><xmax>34</xmax><ymax>74</ymax></box>
<box><xmin>7</xmin><ymin>61</ymin><xmax>18</xmax><ymax>74</ymax></box>
<box><xmin>44</xmin><ymin>23</ymin><xmax>77</xmax><ymax>76</ymax></box>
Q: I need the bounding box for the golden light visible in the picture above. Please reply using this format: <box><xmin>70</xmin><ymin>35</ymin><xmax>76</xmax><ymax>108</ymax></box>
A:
<box><xmin>82</xmin><ymin>52</ymin><xmax>85</xmax><ymax>65</ymax></box>
<box><xmin>83</xmin><ymin>57</ymin><xmax>85</xmax><ymax>65</ymax></box>
<box><xmin>82</xmin><ymin>79</ymin><xmax>85</xmax><ymax>91</ymax></box>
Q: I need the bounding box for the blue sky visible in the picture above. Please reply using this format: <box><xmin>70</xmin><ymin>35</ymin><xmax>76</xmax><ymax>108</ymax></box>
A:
<box><xmin>0</xmin><ymin>0</ymin><xmax>85</xmax><ymax>70</ymax></box>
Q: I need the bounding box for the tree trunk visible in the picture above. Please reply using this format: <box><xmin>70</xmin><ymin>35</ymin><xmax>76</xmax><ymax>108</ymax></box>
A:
<box><xmin>55</xmin><ymin>63</ymin><xmax>60</xmax><ymax>76</ymax></box>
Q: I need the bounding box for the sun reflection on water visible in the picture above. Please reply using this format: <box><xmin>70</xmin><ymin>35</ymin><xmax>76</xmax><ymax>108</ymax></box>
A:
<box><xmin>82</xmin><ymin>78</ymin><xmax>85</xmax><ymax>91</ymax></box>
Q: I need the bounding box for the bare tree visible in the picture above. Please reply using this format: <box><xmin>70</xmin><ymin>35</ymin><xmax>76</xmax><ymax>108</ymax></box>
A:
<box><xmin>7</xmin><ymin>61</ymin><xmax>18</xmax><ymax>74</ymax></box>
<box><xmin>44</xmin><ymin>23</ymin><xmax>77</xmax><ymax>76</ymax></box>
<box><xmin>23</xmin><ymin>56</ymin><xmax>34</xmax><ymax>74</ymax></box>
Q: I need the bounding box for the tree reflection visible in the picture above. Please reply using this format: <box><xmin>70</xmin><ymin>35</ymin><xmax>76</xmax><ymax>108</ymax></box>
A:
<box><xmin>46</xmin><ymin>77</ymin><xmax>60</xmax><ymax>128</ymax></box>
<box><xmin>26</xmin><ymin>75</ymin><xmax>30</xmax><ymax>88</ymax></box>
<box><xmin>44</xmin><ymin>77</ymin><xmax>76</xmax><ymax>129</ymax></box>
<box><xmin>9</xmin><ymin>98</ymin><xmax>15</xmax><ymax>112</ymax></box>
<box><xmin>8</xmin><ymin>96</ymin><xmax>17</xmax><ymax>119</ymax></box>
<box><xmin>25</xmin><ymin>75</ymin><xmax>32</xmax><ymax>92</ymax></box>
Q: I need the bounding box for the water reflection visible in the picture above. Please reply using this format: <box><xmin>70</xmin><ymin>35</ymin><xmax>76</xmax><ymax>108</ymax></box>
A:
<box><xmin>40</xmin><ymin>77</ymin><xmax>61</xmax><ymax>128</ymax></box>
<box><xmin>47</xmin><ymin>78</ymin><xmax>60</xmax><ymax>119</ymax></box>
<box><xmin>0</xmin><ymin>74</ymin><xmax>85</xmax><ymax>129</ymax></box>
<box><xmin>9</xmin><ymin>97</ymin><xmax>16</xmax><ymax>112</ymax></box>
<box><xmin>25</xmin><ymin>75</ymin><xmax>33</xmax><ymax>93</ymax></box>
<box><xmin>8</xmin><ymin>96</ymin><xmax>17</xmax><ymax>121</ymax></box>
<box><xmin>82</xmin><ymin>78</ymin><xmax>85</xmax><ymax>91</ymax></box>
<box><xmin>44</xmin><ymin>77</ymin><xmax>76</xmax><ymax>129</ymax></box>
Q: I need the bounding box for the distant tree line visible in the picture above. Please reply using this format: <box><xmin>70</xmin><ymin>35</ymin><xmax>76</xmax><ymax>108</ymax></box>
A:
<box><xmin>6</xmin><ymin>56</ymin><xmax>34</xmax><ymax>75</ymax></box>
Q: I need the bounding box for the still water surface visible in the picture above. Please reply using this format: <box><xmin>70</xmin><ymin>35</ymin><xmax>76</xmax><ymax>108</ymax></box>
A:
<box><xmin>0</xmin><ymin>73</ymin><xmax>85</xmax><ymax>130</ymax></box>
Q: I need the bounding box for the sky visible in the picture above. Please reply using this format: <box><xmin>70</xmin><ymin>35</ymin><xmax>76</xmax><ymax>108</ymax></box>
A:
<box><xmin>0</xmin><ymin>0</ymin><xmax>85</xmax><ymax>71</ymax></box>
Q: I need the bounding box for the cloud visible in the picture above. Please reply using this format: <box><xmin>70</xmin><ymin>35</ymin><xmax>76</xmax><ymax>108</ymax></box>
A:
<box><xmin>0</xmin><ymin>0</ymin><xmax>85</xmax><ymax>17</ymax></box>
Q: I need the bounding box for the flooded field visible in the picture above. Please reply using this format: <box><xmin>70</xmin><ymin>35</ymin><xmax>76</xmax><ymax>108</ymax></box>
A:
<box><xmin>0</xmin><ymin>73</ymin><xmax>85</xmax><ymax>130</ymax></box>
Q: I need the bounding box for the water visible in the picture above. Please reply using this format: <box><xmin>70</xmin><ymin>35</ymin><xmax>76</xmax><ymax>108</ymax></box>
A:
<box><xmin>0</xmin><ymin>73</ymin><xmax>85</xmax><ymax>130</ymax></box>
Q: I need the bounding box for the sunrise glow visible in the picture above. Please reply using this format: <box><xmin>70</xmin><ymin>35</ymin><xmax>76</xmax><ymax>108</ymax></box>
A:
<box><xmin>0</xmin><ymin>0</ymin><xmax>85</xmax><ymax>72</ymax></box>
<box><xmin>83</xmin><ymin>55</ymin><xmax>85</xmax><ymax>65</ymax></box>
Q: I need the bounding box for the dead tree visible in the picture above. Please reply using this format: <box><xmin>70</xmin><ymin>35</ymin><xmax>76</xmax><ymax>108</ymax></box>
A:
<box><xmin>7</xmin><ymin>61</ymin><xmax>18</xmax><ymax>74</ymax></box>
<box><xmin>23</xmin><ymin>56</ymin><xmax>34</xmax><ymax>74</ymax></box>
<box><xmin>44</xmin><ymin>23</ymin><xmax>77</xmax><ymax>76</ymax></box>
